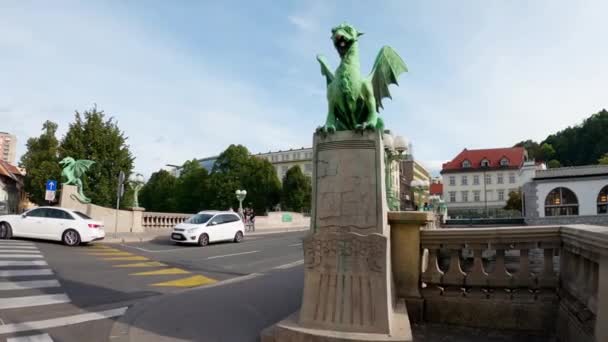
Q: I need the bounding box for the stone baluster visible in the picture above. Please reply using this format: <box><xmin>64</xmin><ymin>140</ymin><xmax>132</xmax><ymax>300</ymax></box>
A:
<box><xmin>465</xmin><ymin>244</ymin><xmax>488</xmax><ymax>298</ymax></box>
<box><xmin>442</xmin><ymin>244</ymin><xmax>466</xmax><ymax>296</ymax></box>
<box><xmin>487</xmin><ymin>244</ymin><xmax>513</xmax><ymax>299</ymax></box>
<box><xmin>421</xmin><ymin>246</ymin><xmax>444</xmax><ymax>296</ymax></box>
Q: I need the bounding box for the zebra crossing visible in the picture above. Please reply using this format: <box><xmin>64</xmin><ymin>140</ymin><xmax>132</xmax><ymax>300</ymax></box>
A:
<box><xmin>0</xmin><ymin>240</ymin><xmax>126</xmax><ymax>341</ymax></box>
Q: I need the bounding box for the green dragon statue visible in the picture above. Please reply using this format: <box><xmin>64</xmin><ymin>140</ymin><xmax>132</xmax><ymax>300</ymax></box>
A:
<box><xmin>60</xmin><ymin>157</ymin><xmax>95</xmax><ymax>203</ymax></box>
<box><xmin>316</xmin><ymin>23</ymin><xmax>408</xmax><ymax>133</ymax></box>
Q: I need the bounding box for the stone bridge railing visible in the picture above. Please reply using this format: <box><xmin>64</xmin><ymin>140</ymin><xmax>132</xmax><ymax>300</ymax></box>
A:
<box><xmin>142</xmin><ymin>212</ymin><xmax>192</xmax><ymax>232</ymax></box>
<box><xmin>389</xmin><ymin>212</ymin><xmax>607</xmax><ymax>342</ymax></box>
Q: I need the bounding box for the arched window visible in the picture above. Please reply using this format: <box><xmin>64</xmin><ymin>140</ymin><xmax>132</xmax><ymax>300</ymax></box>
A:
<box><xmin>598</xmin><ymin>185</ymin><xmax>608</xmax><ymax>214</ymax></box>
<box><xmin>462</xmin><ymin>160</ymin><xmax>471</xmax><ymax>168</ymax></box>
<box><xmin>480</xmin><ymin>159</ymin><xmax>490</xmax><ymax>167</ymax></box>
<box><xmin>545</xmin><ymin>187</ymin><xmax>579</xmax><ymax>216</ymax></box>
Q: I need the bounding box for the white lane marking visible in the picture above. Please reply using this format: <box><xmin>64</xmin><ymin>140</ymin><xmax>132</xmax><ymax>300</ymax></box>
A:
<box><xmin>200</xmin><ymin>273</ymin><xmax>264</xmax><ymax>290</ymax></box>
<box><xmin>0</xmin><ymin>280</ymin><xmax>61</xmax><ymax>291</ymax></box>
<box><xmin>288</xmin><ymin>243</ymin><xmax>302</xmax><ymax>247</ymax></box>
<box><xmin>0</xmin><ymin>260</ymin><xmax>47</xmax><ymax>266</ymax></box>
<box><xmin>273</xmin><ymin>260</ymin><xmax>304</xmax><ymax>269</ymax></box>
<box><xmin>0</xmin><ymin>294</ymin><xmax>70</xmax><ymax>310</ymax></box>
<box><xmin>7</xmin><ymin>333</ymin><xmax>54</xmax><ymax>342</ymax></box>
<box><xmin>0</xmin><ymin>306</ymin><xmax>128</xmax><ymax>335</ymax></box>
<box><xmin>0</xmin><ymin>254</ymin><xmax>44</xmax><ymax>259</ymax></box>
<box><xmin>206</xmin><ymin>250</ymin><xmax>259</xmax><ymax>260</ymax></box>
<box><xmin>0</xmin><ymin>244</ymin><xmax>36</xmax><ymax>248</ymax></box>
<box><xmin>0</xmin><ymin>269</ymin><xmax>54</xmax><ymax>277</ymax></box>
<box><xmin>0</xmin><ymin>250</ymin><xmax>41</xmax><ymax>253</ymax></box>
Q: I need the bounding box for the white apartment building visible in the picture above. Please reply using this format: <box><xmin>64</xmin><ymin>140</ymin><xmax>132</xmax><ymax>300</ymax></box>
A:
<box><xmin>441</xmin><ymin>147</ymin><xmax>543</xmax><ymax>217</ymax></box>
<box><xmin>255</xmin><ymin>147</ymin><xmax>313</xmax><ymax>181</ymax></box>
<box><xmin>0</xmin><ymin>132</ymin><xmax>17</xmax><ymax>164</ymax></box>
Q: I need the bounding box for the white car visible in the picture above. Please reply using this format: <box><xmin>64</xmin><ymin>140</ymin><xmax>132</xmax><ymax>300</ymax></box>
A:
<box><xmin>170</xmin><ymin>210</ymin><xmax>245</xmax><ymax>246</ymax></box>
<box><xmin>0</xmin><ymin>206</ymin><xmax>105</xmax><ymax>246</ymax></box>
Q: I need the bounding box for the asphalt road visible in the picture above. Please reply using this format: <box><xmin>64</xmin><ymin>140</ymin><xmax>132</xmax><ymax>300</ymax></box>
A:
<box><xmin>0</xmin><ymin>231</ymin><xmax>308</xmax><ymax>342</ymax></box>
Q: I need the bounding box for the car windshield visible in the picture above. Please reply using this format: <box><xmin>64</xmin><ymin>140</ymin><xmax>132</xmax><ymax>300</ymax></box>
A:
<box><xmin>74</xmin><ymin>211</ymin><xmax>92</xmax><ymax>220</ymax></box>
<box><xmin>186</xmin><ymin>213</ymin><xmax>214</xmax><ymax>224</ymax></box>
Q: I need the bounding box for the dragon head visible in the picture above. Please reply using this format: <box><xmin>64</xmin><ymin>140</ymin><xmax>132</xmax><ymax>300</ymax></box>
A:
<box><xmin>59</xmin><ymin>157</ymin><xmax>75</xmax><ymax>166</ymax></box>
<box><xmin>331</xmin><ymin>23</ymin><xmax>363</xmax><ymax>58</ymax></box>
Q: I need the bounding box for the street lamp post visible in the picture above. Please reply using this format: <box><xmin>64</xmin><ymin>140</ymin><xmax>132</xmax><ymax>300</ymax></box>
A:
<box><xmin>383</xmin><ymin>131</ymin><xmax>409</xmax><ymax>211</ymax></box>
<box><xmin>410</xmin><ymin>179</ymin><xmax>430</xmax><ymax>211</ymax></box>
<box><xmin>235</xmin><ymin>189</ymin><xmax>247</xmax><ymax>217</ymax></box>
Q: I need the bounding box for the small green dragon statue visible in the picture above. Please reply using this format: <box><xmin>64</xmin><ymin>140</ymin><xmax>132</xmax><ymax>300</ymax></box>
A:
<box><xmin>316</xmin><ymin>23</ymin><xmax>408</xmax><ymax>133</ymax></box>
<box><xmin>60</xmin><ymin>157</ymin><xmax>95</xmax><ymax>203</ymax></box>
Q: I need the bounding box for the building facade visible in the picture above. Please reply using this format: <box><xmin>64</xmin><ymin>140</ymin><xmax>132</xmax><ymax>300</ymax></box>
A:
<box><xmin>523</xmin><ymin>165</ymin><xmax>608</xmax><ymax>226</ymax></box>
<box><xmin>0</xmin><ymin>132</ymin><xmax>17</xmax><ymax>164</ymax></box>
<box><xmin>441</xmin><ymin>147</ymin><xmax>543</xmax><ymax>218</ymax></box>
<box><xmin>255</xmin><ymin>147</ymin><xmax>313</xmax><ymax>182</ymax></box>
<box><xmin>399</xmin><ymin>159</ymin><xmax>432</xmax><ymax>210</ymax></box>
<box><xmin>0</xmin><ymin>160</ymin><xmax>25</xmax><ymax>215</ymax></box>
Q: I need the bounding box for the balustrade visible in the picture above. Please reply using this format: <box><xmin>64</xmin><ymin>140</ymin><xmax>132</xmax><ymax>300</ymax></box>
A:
<box><xmin>142</xmin><ymin>212</ymin><xmax>192</xmax><ymax>232</ymax></box>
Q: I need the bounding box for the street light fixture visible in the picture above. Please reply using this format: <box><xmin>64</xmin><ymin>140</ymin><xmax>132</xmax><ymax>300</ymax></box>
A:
<box><xmin>383</xmin><ymin>131</ymin><xmax>409</xmax><ymax>211</ymax></box>
<box><xmin>235</xmin><ymin>189</ymin><xmax>247</xmax><ymax>216</ymax></box>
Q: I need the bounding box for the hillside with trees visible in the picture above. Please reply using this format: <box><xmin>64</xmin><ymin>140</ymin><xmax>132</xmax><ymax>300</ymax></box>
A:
<box><xmin>515</xmin><ymin>109</ymin><xmax>608</xmax><ymax>167</ymax></box>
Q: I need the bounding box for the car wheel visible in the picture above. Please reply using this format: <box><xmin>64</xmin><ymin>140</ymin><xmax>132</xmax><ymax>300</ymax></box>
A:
<box><xmin>62</xmin><ymin>229</ymin><xmax>81</xmax><ymax>246</ymax></box>
<box><xmin>198</xmin><ymin>233</ymin><xmax>209</xmax><ymax>247</ymax></box>
<box><xmin>0</xmin><ymin>222</ymin><xmax>12</xmax><ymax>240</ymax></box>
<box><xmin>234</xmin><ymin>231</ymin><xmax>243</xmax><ymax>243</ymax></box>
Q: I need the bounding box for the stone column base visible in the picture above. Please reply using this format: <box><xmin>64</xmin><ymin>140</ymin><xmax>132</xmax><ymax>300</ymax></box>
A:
<box><xmin>261</xmin><ymin>300</ymin><xmax>412</xmax><ymax>342</ymax></box>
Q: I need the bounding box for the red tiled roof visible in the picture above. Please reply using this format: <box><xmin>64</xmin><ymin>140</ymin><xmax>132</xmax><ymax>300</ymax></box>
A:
<box><xmin>429</xmin><ymin>183</ymin><xmax>443</xmax><ymax>196</ymax></box>
<box><xmin>441</xmin><ymin>147</ymin><xmax>526</xmax><ymax>173</ymax></box>
<box><xmin>0</xmin><ymin>160</ymin><xmax>23</xmax><ymax>180</ymax></box>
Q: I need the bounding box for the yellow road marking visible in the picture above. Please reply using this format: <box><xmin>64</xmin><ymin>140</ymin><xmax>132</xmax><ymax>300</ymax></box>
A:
<box><xmin>103</xmin><ymin>256</ymin><xmax>149</xmax><ymax>261</ymax></box>
<box><xmin>84</xmin><ymin>248</ymin><xmax>122</xmax><ymax>253</ymax></box>
<box><xmin>113</xmin><ymin>262</ymin><xmax>167</xmax><ymax>268</ymax></box>
<box><xmin>87</xmin><ymin>252</ymin><xmax>134</xmax><ymax>256</ymax></box>
<box><xmin>87</xmin><ymin>245</ymin><xmax>113</xmax><ymax>249</ymax></box>
<box><xmin>131</xmin><ymin>268</ymin><xmax>190</xmax><ymax>276</ymax></box>
<box><xmin>151</xmin><ymin>275</ymin><xmax>217</xmax><ymax>288</ymax></box>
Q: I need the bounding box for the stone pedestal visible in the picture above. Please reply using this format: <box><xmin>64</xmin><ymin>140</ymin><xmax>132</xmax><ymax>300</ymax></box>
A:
<box><xmin>262</xmin><ymin>131</ymin><xmax>412</xmax><ymax>342</ymax></box>
<box><xmin>130</xmin><ymin>207</ymin><xmax>145</xmax><ymax>233</ymax></box>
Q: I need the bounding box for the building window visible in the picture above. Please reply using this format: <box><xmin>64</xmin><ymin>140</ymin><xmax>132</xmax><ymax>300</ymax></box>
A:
<box><xmin>462</xmin><ymin>160</ymin><xmax>471</xmax><ymax>168</ymax></box>
<box><xmin>305</xmin><ymin>163</ymin><xmax>313</xmax><ymax>173</ymax></box>
<box><xmin>473</xmin><ymin>190</ymin><xmax>480</xmax><ymax>202</ymax></box>
<box><xmin>281</xmin><ymin>165</ymin><xmax>289</xmax><ymax>176</ymax></box>
<box><xmin>473</xmin><ymin>175</ymin><xmax>479</xmax><ymax>185</ymax></box>
<box><xmin>485</xmin><ymin>174</ymin><xmax>492</xmax><ymax>184</ymax></box>
<box><xmin>449</xmin><ymin>176</ymin><xmax>455</xmax><ymax>186</ymax></box>
<box><xmin>481</xmin><ymin>159</ymin><xmax>490</xmax><ymax>167</ymax></box>
<box><xmin>509</xmin><ymin>173</ymin><xmax>516</xmax><ymax>184</ymax></box>
<box><xmin>461</xmin><ymin>191</ymin><xmax>468</xmax><ymax>202</ymax></box>
<box><xmin>500</xmin><ymin>158</ymin><xmax>509</xmax><ymax>167</ymax></box>
<box><xmin>497</xmin><ymin>173</ymin><xmax>504</xmax><ymax>184</ymax></box>
<box><xmin>449</xmin><ymin>191</ymin><xmax>456</xmax><ymax>202</ymax></box>
<box><xmin>598</xmin><ymin>185</ymin><xmax>608</xmax><ymax>214</ymax></box>
<box><xmin>545</xmin><ymin>187</ymin><xmax>579</xmax><ymax>216</ymax></box>
<box><xmin>461</xmin><ymin>176</ymin><xmax>468</xmax><ymax>185</ymax></box>
<box><xmin>498</xmin><ymin>190</ymin><xmax>505</xmax><ymax>201</ymax></box>
<box><xmin>283</xmin><ymin>154</ymin><xmax>290</xmax><ymax>161</ymax></box>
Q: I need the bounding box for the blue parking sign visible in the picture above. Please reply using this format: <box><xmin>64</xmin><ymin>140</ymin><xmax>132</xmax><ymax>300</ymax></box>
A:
<box><xmin>46</xmin><ymin>180</ymin><xmax>57</xmax><ymax>192</ymax></box>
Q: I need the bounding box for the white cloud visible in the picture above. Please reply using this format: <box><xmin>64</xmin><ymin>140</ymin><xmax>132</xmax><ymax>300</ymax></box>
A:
<box><xmin>288</xmin><ymin>15</ymin><xmax>317</xmax><ymax>32</ymax></box>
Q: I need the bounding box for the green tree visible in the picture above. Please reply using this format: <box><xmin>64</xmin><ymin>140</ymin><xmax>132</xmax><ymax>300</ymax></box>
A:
<box><xmin>539</xmin><ymin>143</ymin><xmax>556</xmax><ymax>162</ymax></box>
<box><xmin>19</xmin><ymin>121</ymin><xmax>62</xmax><ymax>204</ymax></box>
<box><xmin>208</xmin><ymin>145</ymin><xmax>281</xmax><ymax>213</ymax></box>
<box><xmin>547</xmin><ymin>159</ymin><xmax>562</xmax><ymax>168</ymax></box>
<box><xmin>504</xmin><ymin>190</ymin><xmax>522</xmax><ymax>212</ymax></box>
<box><xmin>598</xmin><ymin>154</ymin><xmax>608</xmax><ymax>165</ymax></box>
<box><xmin>59</xmin><ymin>106</ymin><xmax>134</xmax><ymax>207</ymax></box>
<box><xmin>514</xmin><ymin>140</ymin><xmax>540</xmax><ymax>160</ymax></box>
<box><xmin>175</xmin><ymin>160</ymin><xmax>210</xmax><ymax>213</ymax></box>
<box><xmin>140</xmin><ymin>170</ymin><xmax>177</xmax><ymax>212</ymax></box>
<box><xmin>281</xmin><ymin>165</ymin><xmax>311</xmax><ymax>212</ymax></box>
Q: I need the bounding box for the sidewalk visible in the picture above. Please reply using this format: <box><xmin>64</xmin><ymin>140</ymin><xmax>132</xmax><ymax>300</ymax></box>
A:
<box><xmin>101</xmin><ymin>226</ymin><xmax>309</xmax><ymax>244</ymax></box>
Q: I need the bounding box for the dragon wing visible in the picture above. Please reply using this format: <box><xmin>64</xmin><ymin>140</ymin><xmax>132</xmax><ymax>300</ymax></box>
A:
<box><xmin>73</xmin><ymin>160</ymin><xmax>95</xmax><ymax>178</ymax></box>
<box><xmin>368</xmin><ymin>46</ymin><xmax>408</xmax><ymax>112</ymax></box>
<box><xmin>316</xmin><ymin>54</ymin><xmax>335</xmax><ymax>85</ymax></box>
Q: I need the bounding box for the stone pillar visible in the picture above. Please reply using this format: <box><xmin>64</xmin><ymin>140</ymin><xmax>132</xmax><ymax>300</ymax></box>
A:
<box><xmin>130</xmin><ymin>207</ymin><xmax>145</xmax><ymax>233</ymax></box>
<box><xmin>59</xmin><ymin>184</ymin><xmax>89</xmax><ymax>214</ymax></box>
<box><xmin>388</xmin><ymin>211</ymin><xmax>434</xmax><ymax>322</ymax></box>
<box><xmin>262</xmin><ymin>131</ymin><xmax>412</xmax><ymax>342</ymax></box>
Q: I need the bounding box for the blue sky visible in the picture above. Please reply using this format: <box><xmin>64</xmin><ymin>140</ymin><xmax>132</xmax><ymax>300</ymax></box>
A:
<box><xmin>1</xmin><ymin>1</ymin><xmax>607</xmax><ymax>177</ymax></box>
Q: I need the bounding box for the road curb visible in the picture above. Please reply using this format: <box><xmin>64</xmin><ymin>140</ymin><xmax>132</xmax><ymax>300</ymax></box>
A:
<box><xmin>101</xmin><ymin>227</ymin><xmax>309</xmax><ymax>244</ymax></box>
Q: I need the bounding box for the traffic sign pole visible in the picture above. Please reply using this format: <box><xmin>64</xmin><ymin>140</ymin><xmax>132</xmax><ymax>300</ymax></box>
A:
<box><xmin>114</xmin><ymin>171</ymin><xmax>125</xmax><ymax>237</ymax></box>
